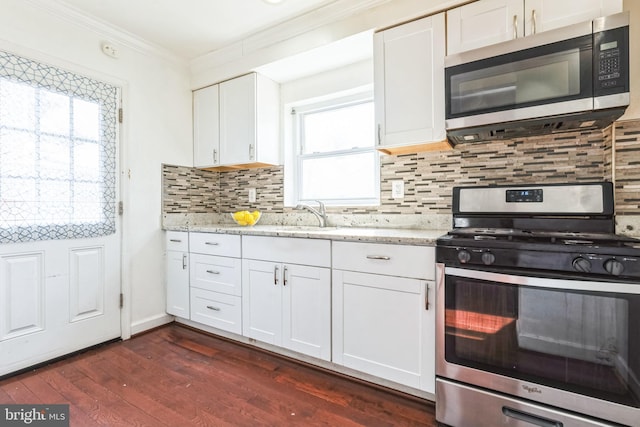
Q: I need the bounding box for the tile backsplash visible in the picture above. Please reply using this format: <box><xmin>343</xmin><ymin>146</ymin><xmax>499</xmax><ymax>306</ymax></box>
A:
<box><xmin>163</xmin><ymin>119</ymin><xmax>640</xmax><ymax>217</ymax></box>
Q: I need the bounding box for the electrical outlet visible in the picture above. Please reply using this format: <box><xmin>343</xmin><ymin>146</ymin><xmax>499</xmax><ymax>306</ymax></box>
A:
<box><xmin>248</xmin><ymin>188</ymin><xmax>257</xmax><ymax>203</ymax></box>
<box><xmin>391</xmin><ymin>180</ymin><xmax>404</xmax><ymax>199</ymax></box>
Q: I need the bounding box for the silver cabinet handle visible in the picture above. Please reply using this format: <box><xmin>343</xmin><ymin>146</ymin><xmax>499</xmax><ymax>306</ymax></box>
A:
<box><xmin>213</xmin><ymin>149</ymin><xmax>218</xmax><ymax>163</ymax></box>
<box><xmin>274</xmin><ymin>265</ymin><xmax>279</xmax><ymax>285</ymax></box>
<box><xmin>531</xmin><ymin>9</ymin><xmax>537</xmax><ymax>35</ymax></box>
<box><xmin>206</xmin><ymin>269</ymin><xmax>220</xmax><ymax>275</ymax></box>
<box><xmin>513</xmin><ymin>14</ymin><xmax>518</xmax><ymax>39</ymax></box>
<box><xmin>169</xmin><ymin>239</ymin><xmax>182</xmax><ymax>243</ymax></box>
<box><xmin>205</xmin><ymin>242</ymin><xmax>219</xmax><ymax>246</ymax></box>
<box><xmin>206</xmin><ymin>305</ymin><xmax>221</xmax><ymax>311</ymax></box>
<box><xmin>283</xmin><ymin>266</ymin><xmax>288</xmax><ymax>286</ymax></box>
<box><xmin>366</xmin><ymin>255</ymin><xmax>391</xmax><ymax>260</ymax></box>
<box><xmin>182</xmin><ymin>254</ymin><xmax>187</xmax><ymax>270</ymax></box>
<box><xmin>425</xmin><ymin>282</ymin><xmax>430</xmax><ymax>310</ymax></box>
<box><xmin>377</xmin><ymin>124</ymin><xmax>381</xmax><ymax>145</ymax></box>
<box><xmin>249</xmin><ymin>143</ymin><xmax>255</xmax><ymax>160</ymax></box>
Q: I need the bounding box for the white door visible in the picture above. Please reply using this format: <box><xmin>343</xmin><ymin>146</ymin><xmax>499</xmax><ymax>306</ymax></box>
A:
<box><xmin>0</xmin><ymin>55</ymin><xmax>122</xmax><ymax>376</ymax></box>
<box><xmin>447</xmin><ymin>0</ymin><xmax>523</xmax><ymax>55</ymax></box>
<box><xmin>281</xmin><ymin>264</ymin><xmax>331</xmax><ymax>360</ymax></box>
<box><xmin>242</xmin><ymin>259</ymin><xmax>282</xmax><ymax>344</ymax></box>
<box><xmin>219</xmin><ymin>73</ymin><xmax>255</xmax><ymax>165</ymax></box>
<box><xmin>374</xmin><ymin>13</ymin><xmax>446</xmax><ymax>149</ymax></box>
<box><xmin>332</xmin><ymin>269</ymin><xmax>435</xmax><ymax>392</ymax></box>
<box><xmin>523</xmin><ymin>0</ymin><xmax>623</xmax><ymax>36</ymax></box>
<box><xmin>193</xmin><ymin>84</ymin><xmax>220</xmax><ymax>168</ymax></box>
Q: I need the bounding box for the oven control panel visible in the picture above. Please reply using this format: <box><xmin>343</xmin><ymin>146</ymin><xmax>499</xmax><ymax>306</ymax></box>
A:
<box><xmin>506</xmin><ymin>189</ymin><xmax>543</xmax><ymax>203</ymax></box>
<box><xmin>436</xmin><ymin>244</ymin><xmax>640</xmax><ymax>280</ymax></box>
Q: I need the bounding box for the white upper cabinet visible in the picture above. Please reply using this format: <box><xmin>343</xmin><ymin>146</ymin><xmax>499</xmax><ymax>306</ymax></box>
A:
<box><xmin>523</xmin><ymin>0</ymin><xmax>623</xmax><ymax>36</ymax></box>
<box><xmin>193</xmin><ymin>73</ymin><xmax>280</xmax><ymax>170</ymax></box>
<box><xmin>447</xmin><ymin>0</ymin><xmax>623</xmax><ymax>55</ymax></box>
<box><xmin>193</xmin><ymin>85</ymin><xmax>219</xmax><ymax>168</ymax></box>
<box><xmin>374</xmin><ymin>12</ymin><xmax>449</xmax><ymax>155</ymax></box>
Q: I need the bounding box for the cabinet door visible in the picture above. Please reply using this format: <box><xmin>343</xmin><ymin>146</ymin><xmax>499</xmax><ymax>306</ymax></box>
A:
<box><xmin>332</xmin><ymin>270</ymin><xmax>435</xmax><ymax>393</ymax></box>
<box><xmin>374</xmin><ymin>13</ymin><xmax>446</xmax><ymax>151</ymax></box>
<box><xmin>219</xmin><ymin>73</ymin><xmax>256</xmax><ymax>166</ymax></box>
<box><xmin>282</xmin><ymin>264</ymin><xmax>331</xmax><ymax>361</ymax></box>
<box><xmin>447</xmin><ymin>0</ymin><xmax>523</xmax><ymax>55</ymax></box>
<box><xmin>524</xmin><ymin>0</ymin><xmax>623</xmax><ymax>36</ymax></box>
<box><xmin>166</xmin><ymin>250</ymin><xmax>189</xmax><ymax>318</ymax></box>
<box><xmin>242</xmin><ymin>259</ymin><xmax>282</xmax><ymax>345</ymax></box>
<box><xmin>193</xmin><ymin>85</ymin><xmax>219</xmax><ymax>168</ymax></box>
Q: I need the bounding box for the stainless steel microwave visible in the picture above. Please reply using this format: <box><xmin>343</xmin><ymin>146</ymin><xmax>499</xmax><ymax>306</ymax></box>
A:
<box><xmin>445</xmin><ymin>12</ymin><xmax>629</xmax><ymax>145</ymax></box>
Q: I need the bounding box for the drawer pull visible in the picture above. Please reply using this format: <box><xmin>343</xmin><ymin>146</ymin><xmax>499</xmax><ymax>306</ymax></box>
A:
<box><xmin>205</xmin><ymin>242</ymin><xmax>219</xmax><ymax>246</ymax></box>
<box><xmin>206</xmin><ymin>305</ymin><xmax>221</xmax><ymax>311</ymax></box>
<box><xmin>206</xmin><ymin>270</ymin><xmax>220</xmax><ymax>275</ymax></box>
<box><xmin>169</xmin><ymin>239</ymin><xmax>182</xmax><ymax>243</ymax></box>
<box><xmin>366</xmin><ymin>255</ymin><xmax>391</xmax><ymax>260</ymax></box>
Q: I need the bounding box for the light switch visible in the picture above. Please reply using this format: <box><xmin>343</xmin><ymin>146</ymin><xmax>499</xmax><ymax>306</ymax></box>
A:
<box><xmin>248</xmin><ymin>188</ymin><xmax>257</xmax><ymax>203</ymax></box>
<box><xmin>391</xmin><ymin>180</ymin><xmax>404</xmax><ymax>199</ymax></box>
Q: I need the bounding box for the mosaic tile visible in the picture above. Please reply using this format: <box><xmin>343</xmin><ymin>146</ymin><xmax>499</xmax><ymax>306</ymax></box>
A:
<box><xmin>162</xmin><ymin>120</ymin><xmax>640</xmax><ymax>218</ymax></box>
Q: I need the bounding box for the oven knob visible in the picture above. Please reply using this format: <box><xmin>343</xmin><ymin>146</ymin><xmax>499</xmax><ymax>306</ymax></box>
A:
<box><xmin>572</xmin><ymin>257</ymin><xmax>591</xmax><ymax>273</ymax></box>
<box><xmin>481</xmin><ymin>252</ymin><xmax>495</xmax><ymax>265</ymax></box>
<box><xmin>604</xmin><ymin>259</ymin><xmax>624</xmax><ymax>276</ymax></box>
<box><xmin>457</xmin><ymin>250</ymin><xmax>471</xmax><ymax>263</ymax></box>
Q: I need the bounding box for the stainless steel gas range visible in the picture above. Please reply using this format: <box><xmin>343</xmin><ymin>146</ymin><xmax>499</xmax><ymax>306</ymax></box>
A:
<box><xmin>435</xmin><ymin>182</ymin><xmax>640</xmax><ymax>427</ymax></box>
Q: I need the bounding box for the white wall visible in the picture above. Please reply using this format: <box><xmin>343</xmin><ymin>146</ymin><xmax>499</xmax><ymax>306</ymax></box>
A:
<box><xmin>0</xmin><ymin>0</ymin><xmax>193</xmax><ymax>336</ymax></box>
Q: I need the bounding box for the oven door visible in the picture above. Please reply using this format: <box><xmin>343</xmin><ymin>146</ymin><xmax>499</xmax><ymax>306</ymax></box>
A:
<box><xmin>436</xmin><ymin>265</ymin><xmax>640</xmax><ymax>426</ymax></box>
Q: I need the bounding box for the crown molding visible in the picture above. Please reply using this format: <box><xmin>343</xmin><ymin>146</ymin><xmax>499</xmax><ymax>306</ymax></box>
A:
<box><xmin>190</xmin><ymin>0</ymin><xmax>392</xmax><ymax>71</ymax></box>
<box><xmin>22</xmin><ymin>0</ymin><xmax>187</xmax><ymax>67</ymax></box>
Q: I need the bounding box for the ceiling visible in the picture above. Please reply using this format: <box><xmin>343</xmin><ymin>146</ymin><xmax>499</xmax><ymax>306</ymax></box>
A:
<box><xmin>34</xmin><ymin>0</ymin><xmax>375</xmax><ymax>64</ymax></box>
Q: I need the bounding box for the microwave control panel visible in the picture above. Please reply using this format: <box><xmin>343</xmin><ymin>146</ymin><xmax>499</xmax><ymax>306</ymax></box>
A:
<box><xmin>594</xmin><ymin>25</ymin><xmax>629</xmax><ymax>95</ymax></box>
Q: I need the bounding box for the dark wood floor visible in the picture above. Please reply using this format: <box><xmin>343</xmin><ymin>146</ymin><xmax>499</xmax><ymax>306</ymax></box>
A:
<box><xmin>1</xmin><ymin>323</ymin><xmax>437</xmax><ymax>426</ymax></box>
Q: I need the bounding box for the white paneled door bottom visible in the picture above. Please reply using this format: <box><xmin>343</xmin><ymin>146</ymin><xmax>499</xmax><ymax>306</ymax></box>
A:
<box><xmin>0</xmin><ymin>236</ymin><xmax>121</xmax><ymax>376</ymax></box>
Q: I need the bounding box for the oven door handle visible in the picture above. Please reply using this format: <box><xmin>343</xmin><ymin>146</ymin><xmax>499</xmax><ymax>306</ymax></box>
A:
<box><xmin>445</xmin><ymin>267</ymin><xmax>640</xmax><ymax>294</ymax></box>
<box><xmin>502</xmin><ymin>407</ymin><xmax>562</xmax><ymax>427</ymax></box>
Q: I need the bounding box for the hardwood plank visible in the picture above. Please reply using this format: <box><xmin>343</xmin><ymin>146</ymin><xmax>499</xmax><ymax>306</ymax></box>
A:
<box><xmin>0</xmin><ymin>324</ymin><xmax>437</xmax><ymax>426</ymax></box>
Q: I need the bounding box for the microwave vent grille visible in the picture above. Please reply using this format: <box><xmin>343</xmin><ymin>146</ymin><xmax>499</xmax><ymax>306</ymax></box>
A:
<box><xmin>447</xmin><ymin>108</ymin><xmax>626</xmax><ymax>146</ymax></box>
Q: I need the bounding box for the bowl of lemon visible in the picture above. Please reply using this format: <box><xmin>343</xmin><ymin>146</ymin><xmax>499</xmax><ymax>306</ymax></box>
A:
<box><xmin>231</xmin><ymin>210</ymin><xmax>261</xmax><ymax>226</ymax></box>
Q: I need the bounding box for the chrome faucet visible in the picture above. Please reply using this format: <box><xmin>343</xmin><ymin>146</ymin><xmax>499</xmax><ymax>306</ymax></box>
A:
<box><xmin>295</xmin><ymin>200</ymin><xmax>327</xmax><ymax>227</ymax></box>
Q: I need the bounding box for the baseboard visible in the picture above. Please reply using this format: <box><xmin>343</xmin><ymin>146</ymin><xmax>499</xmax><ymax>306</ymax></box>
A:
<box><xmin>130</xmin><ymin>313</ymin><xmax>174</xmax><ymax>336</ymax></box>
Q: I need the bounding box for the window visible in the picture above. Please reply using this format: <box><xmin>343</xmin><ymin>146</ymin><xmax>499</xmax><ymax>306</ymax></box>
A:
<box><xmin>0</xmin><ymin>51</ymin><xmax>118</xmax><ymax>243</ymax></box>
<box><xmin>292</xmin><ymin>92</ymin><xmax>379</xmax><ymax>206</ymax></box>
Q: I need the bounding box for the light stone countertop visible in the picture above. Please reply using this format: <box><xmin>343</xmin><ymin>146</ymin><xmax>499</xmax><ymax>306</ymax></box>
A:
<box><xmin>163</xmin><ymin>212</ymin><xmax>450</xmax><ymax>245</ymax></box>
<box><xmin>164</xmin><ymin>223</ymin><xmax>447</xmax><ymax>246</ymax></box>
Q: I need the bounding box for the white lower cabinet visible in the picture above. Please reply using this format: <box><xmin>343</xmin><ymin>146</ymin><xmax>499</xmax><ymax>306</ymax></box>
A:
<box><xmin>332</xmin><ymin>241</ymin><xmax>436</xmax><ymax>393</ymax></box>
<box><xmin>189</xmin><ymin>232</ymin><xmax>242</xmax><ymax>334</ymax></box>
<box><xmin>166</xmin><ymin>231</ymin><xmax>189</xmax><ymax>318</ymax></box>
<box><xmin>165</xmin><ymin>230</ymin><xmax>438</xmax><ymax>394</ymax></box>
<box><xmin>242</xmin><ymin>236</ymin><xmax>331</xmax><ymax>361</ymax></box>
<box><xmin>190</xmin><ymin>287</ymin><xmax>242</xmax><ymax>334</ymax></box>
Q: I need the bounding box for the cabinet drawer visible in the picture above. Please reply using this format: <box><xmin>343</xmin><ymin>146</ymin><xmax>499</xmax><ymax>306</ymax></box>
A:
<box><xmin>190</xmin><ymin>288</ymin><xmax>242</xmax><ymax>334</ymax></box>
<box><xmin>190</xmin><ymin>253</ymin><xmax>241</xmax><ymax>296</ymax></box>
<box><xmin>242</xmin><ymin>235</ymin><xmax>330</xmax><ymax>267</ymax></box>
<box><xmin>332</xmin><ymin>241</ymin><xmax>435</xmax><ymax>280</ymax></box>
<box><xmin>166</xmin><ymin>231</ymin><xmax>188</xmax><ymax>252</ymax></box>
<box><xmin>190</xmin><ymin>232</ymin><xmax>241</xmax><ymax>257</ymax></box>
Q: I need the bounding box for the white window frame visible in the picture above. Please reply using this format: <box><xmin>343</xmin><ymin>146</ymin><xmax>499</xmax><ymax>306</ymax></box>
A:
<box><xmin>290</xmin><ymin>90</ymin><xmax>379</xmax><ymax>207</ymax></box>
